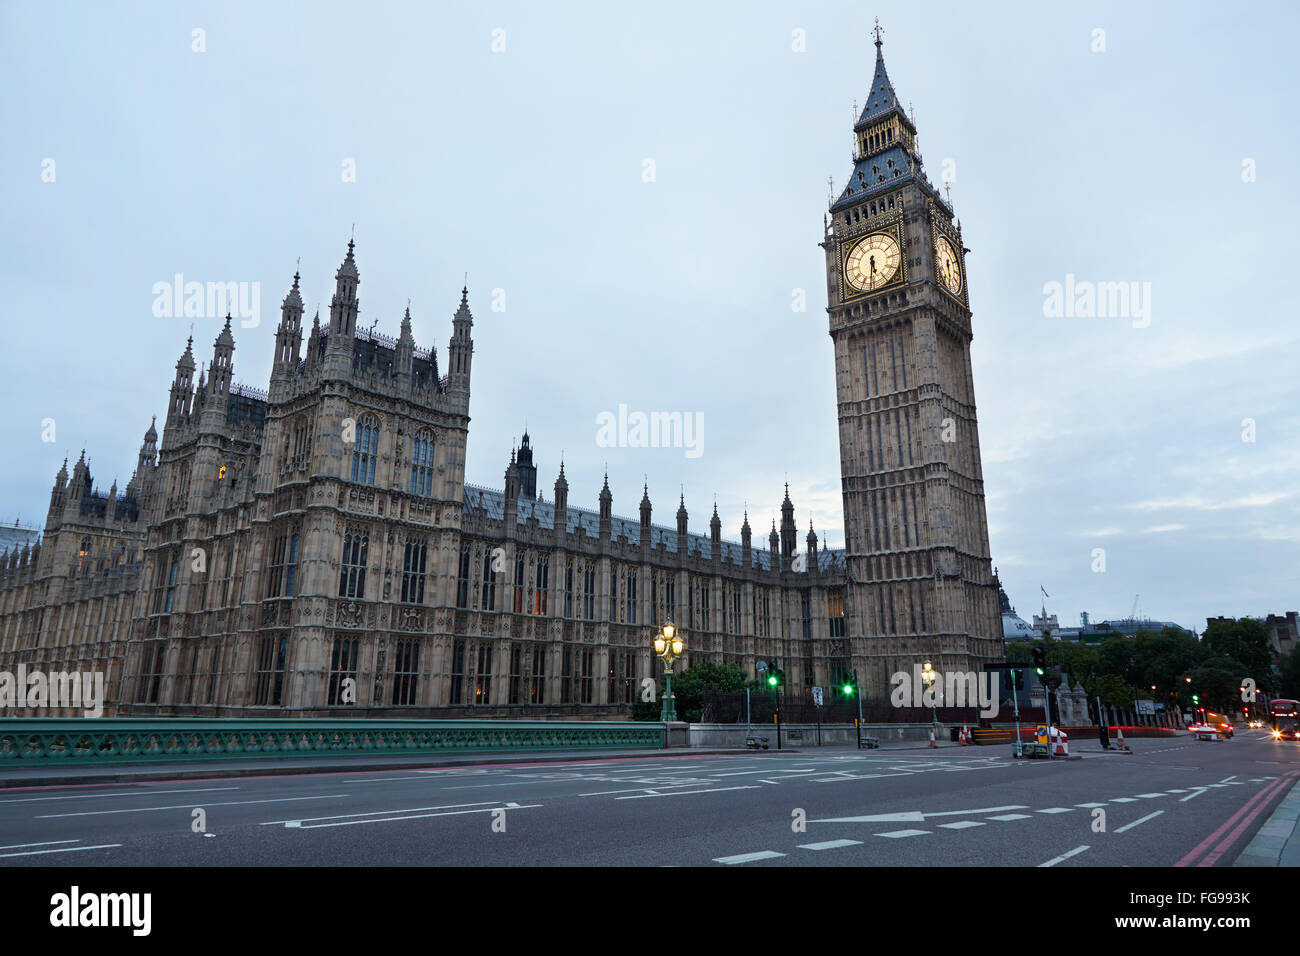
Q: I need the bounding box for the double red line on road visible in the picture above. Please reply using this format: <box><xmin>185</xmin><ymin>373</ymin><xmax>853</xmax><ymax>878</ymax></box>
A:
<box><xmin>1174</xmin><ymin>769</ymin><xmax>1300</xmax><ymax>867</ymax></box>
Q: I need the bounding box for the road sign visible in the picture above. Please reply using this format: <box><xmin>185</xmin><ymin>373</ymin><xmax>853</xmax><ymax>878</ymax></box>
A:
<box><xmin>1036</xmin><ymin>725</ymin><xmax>1047</xmax><ymax>744</ymax></box>
<box><xmin>812</xmin><ymin>686</ymin><xmax>823</xmax><ymax>706</ymax></box>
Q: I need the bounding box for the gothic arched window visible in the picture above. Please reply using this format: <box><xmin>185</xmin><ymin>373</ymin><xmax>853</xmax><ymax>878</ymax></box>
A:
<box><xmin>409</xmin><ymin>430</ymin><xmax>434</xmax><ymax>496</ymax></box>
<box><xmin>339</xmin><ymin>527</ymin><xmax>369</xmax><ymax>599</ymax></box>
<box><xmin>350</xmin><ymin>416</ymin><xmax>379</xmax><ymax>485</ymax></box>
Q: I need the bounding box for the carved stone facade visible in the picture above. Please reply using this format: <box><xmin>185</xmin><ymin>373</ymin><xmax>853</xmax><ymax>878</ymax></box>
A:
<box><xmin>0</xmin><ymin>243</ymin><xmax>852</xmax><ymax>717</ymax></box>
<box><xmin>0</xmin><ymin>37</ymin><xmax>1004</xmax><ymax>717</ymax></box>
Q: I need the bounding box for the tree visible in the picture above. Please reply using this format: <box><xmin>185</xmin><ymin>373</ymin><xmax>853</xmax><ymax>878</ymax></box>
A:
<box><xmin>1203</xmin><ymin>618</ymin><xmax>1275</xmax><ymax>692</ymax></box>
<box><xmin>1132</xmin><ymin>627</ymin><xmax>1204</xmax><ymax>700</ymax></box>
<box><xmin>630</xmin><ymin>660</ymin><xmax>750</xmax><ymax>722</ymax></box>
<box><xmin>1094</xmin><ymin>673</ymin><xmax>1134</xmax><ymax>709</ymax></box>
<box><xmin>1190</xmin><ymin>656</ymin><xmax>1248</xmax><ymax>712</ymax></box>
<box><xmin>1004</xmin><ymin>641</ymin><xmax>1032</xmax><ymax>666</ymax></box>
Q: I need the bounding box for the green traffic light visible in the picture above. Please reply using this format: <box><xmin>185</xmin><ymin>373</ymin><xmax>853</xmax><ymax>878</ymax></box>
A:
<box><xmin>768</xmin><ymin>675</ymin><xmax>777</xmax><ymax>686</ymax></box>
<box><xmin>843</xmin><ymin>683</ymin><xmax>853</xmax><ymax>695</ymax></box>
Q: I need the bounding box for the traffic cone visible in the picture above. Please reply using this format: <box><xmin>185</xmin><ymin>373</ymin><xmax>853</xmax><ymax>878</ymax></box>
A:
<box><xmin>929</xmin><ymin>729</ymin><xmax>937</xmax><ymax>748</ymax></box>
<box><xmin>960</xmin><ymin>724</ymin><xmax>970</xmax><ymax>745</ymax></box>
<box><xmin>1115</xmin><ymin>726</ymin><xmax>1128</xmax><ymax>751</ymax></box>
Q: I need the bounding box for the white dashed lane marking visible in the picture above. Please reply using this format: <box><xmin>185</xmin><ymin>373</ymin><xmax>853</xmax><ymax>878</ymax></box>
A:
<box><xmin>1114</xmin><ymin>810</ymin><xmax>1164</xmax><ymax>833</ymax></box>
<box><xmin>987</xmin><ymin>813</ymin><xmax>1032</xmax><ymax>821</ymax></box>
<box><xmin>938</xmin><ymin>821</ymin><xmax>984</xmax><ymax>830</ymax></box>
<box><xmin>875</xmin><ymin>829</ymin><xmax>930</xmax><ymax>838</ymax></box>
<box><xmin>1036</xmin><ymin>808</ymin><xmax>1074</xmax><ymax>814</ymax></box>
<box><xmin>798</xmin><ymin>839</ymin><xmax>863</xmax><ymax>850</ymax></box>
<box><xmin>714</xmin><ymin>851</ymin><xmax>785</xmax><ymax>865</ymax></box>
<box><xmin>1039</xmin><ymin>845</ymin><xmax>1090</xmax><ymax>867</ymax></box>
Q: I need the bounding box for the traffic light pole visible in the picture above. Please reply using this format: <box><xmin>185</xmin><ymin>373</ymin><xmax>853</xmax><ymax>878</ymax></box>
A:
<box><xmin>775</xmin><ymin>689</ymin><xmax>782</xmax><ymax>750</ymax></box>
<box><xmin>1011</xmin><ymin>671</ymin><xmax>1022</xmax><ymax>758</ymax></box>
<box><xmin>856</xmin><ymin>683</ymin><xmax>864</xmax><ymax>750</ymax></box>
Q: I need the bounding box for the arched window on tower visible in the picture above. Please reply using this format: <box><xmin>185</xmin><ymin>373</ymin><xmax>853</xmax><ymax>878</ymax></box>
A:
<box><xmin>410</xmin><ymin>430</ymin><xmax>434</xmax><ymax>496</ymax></box>
<box><xmin>339</xmin><ymin>527</ymin><xmax>369</xmax><ymax>599</ymax></box>
<box><xmin>351</xmin><ymin>415</ymin><xmax>379</xmax><ymax>485</ymax></box>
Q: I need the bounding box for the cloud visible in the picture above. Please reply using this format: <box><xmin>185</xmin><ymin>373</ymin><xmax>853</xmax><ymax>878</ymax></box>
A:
<box><xmin>1124</xmin><ymin>493</ymin><xmax>1289</xmax><ymax>512</ymax></box>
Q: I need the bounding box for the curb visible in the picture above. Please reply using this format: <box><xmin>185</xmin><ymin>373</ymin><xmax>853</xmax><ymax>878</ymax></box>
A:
<box><xmin>1232</xmin><ymin>776</ymin><xmax>1300</xmax><ymax>867</ymax></box>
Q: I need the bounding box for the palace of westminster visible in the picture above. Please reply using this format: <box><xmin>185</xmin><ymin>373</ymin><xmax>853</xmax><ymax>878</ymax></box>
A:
<box><xmin>0</xmin><ymin>36</ymin><xmax>1003</xmax><ymax>717</ymax></box>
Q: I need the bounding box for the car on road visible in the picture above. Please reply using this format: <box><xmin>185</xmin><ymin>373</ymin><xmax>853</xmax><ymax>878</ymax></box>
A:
<box><xmin>1205</xmin><ymin>713</ymin><xmax>1234</xmax><ymax>737</ymax></box>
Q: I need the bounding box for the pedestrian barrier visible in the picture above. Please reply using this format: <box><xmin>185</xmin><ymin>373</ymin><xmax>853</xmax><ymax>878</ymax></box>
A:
<box><xmin>0</xmin><ymin>718</ymin><xmax>664</xmax><ymax>765</ymax></box>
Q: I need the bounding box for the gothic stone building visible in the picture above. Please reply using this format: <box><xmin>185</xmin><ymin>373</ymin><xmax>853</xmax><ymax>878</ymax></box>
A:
<box><xmin>0</xmin><ymin>35</ymin><xmax>1001</xmax><ymax>717</ymax></box>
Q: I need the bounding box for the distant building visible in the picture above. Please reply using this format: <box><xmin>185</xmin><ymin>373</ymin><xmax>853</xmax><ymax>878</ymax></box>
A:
<box><xmin>1096</xmin><ymin>617</ymin><xmax>1191</xmax><ymax>637</ymax></box>
<box><xmin>0</xmin><ymin>520</ymin><xmax>40</xmax><ymax>555</ymax></box>
<box><xmin>1263</xmin><ymin>613</ymin><xmax>1298</xmax><ymax>658</ymax></box>
<box><xmin>999</xmin><ymin>583</ymin><xmax>1036</xmax><ymax>641</ymax></box>
<box><xmin>1207</xmin><ymin>613</ymin><xmax>1297</xmax><ymax>660</ymax></box>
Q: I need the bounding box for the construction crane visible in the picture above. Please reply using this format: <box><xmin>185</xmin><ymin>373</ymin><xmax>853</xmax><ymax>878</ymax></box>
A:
<box><xmin>1130</xmin><ymin>594</ymin><xmax>1140</xmax><ymax>621</ymax></box>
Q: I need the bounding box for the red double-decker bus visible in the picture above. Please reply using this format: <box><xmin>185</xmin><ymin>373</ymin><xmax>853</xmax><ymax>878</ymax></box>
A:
<box><xmin>1269</xmin><ymin>699</ymin><xmax>1300</xmax><ymax>740</ymax></box>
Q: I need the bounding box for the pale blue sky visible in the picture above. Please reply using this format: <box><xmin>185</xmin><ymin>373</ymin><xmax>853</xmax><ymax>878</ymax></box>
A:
<box><xmin>2</xmin><ymin>0</ymin><xmax>1297</xmax><ymax>631</ymax></box>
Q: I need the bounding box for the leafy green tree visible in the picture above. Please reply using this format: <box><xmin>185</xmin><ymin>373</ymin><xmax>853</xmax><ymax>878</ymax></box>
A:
<box><xmin>1099</xmin><ymin>635</ymin><xmax>1135</xmax><ymax>685</ymax></box>
<box><xmin>1094</xmin><ymin>673</ymin><xmax>1135</xmax><ymax>709</ymax></box>
<box><xmin>1203</xmin><ymin>617</ymin><xmax>1275</xmax><ymax>693</ymax></box>
<box><xmin>1004</xmin><ymin>641</ymin><xmax>1032</xmax><ymax>666</ymax></box>
<box><xmin>630</xmin><ymin>660</ymin><xmax>750</xmax><ymax>722</ymax></box>
<box><xmin>1132</xmin><ymin>627</ymin><xmax>1204</xmax><ymax>700</ymax></box>
<box><xmin>1060</xmin><ymin>643</ymin><xmax>1101</xmax><ymax>696</ymax></box>
<box><xmin>1190</xmin><ymin>656</ymin><xmax>1248</xmax><ymax>712</ymax></box>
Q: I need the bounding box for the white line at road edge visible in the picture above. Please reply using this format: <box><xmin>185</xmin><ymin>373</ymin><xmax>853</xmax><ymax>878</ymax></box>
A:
<box><xmin>1115</xmin><ymin>810</ymin><xmax>1164</xmax><ymax>833</ymax></box>
<box><xmin>38</xmin><ymin>794</ymin><xmax>349</xmax><ymax>818</ymax></box>
<box><xmin>280</xmin><ymin>804</ymin><xmax>542</xmax><ymax>829</ymax></box>
<box><xmin>260</xmin><ymin>800</ymin><xmax>508</xmax><ymax>825</ymax></box>
<box><xmin>1039</xmin><ymin>845</ymin><xmax>1090</xmax><ymax>867</ymax></box>
<box><xmin>0</xmin><ymin>843</ymin><xmax>122</xmax><ymax>858</ymax></box>
<box><xmin>0</xmin><ymin>840</ymin><xmax>79</xmax><ymax>851</ymax></box>
<box><xmin>0</xmin><ymin>786</ymin><xmax>241</xmax><ymax>805</ymax></box>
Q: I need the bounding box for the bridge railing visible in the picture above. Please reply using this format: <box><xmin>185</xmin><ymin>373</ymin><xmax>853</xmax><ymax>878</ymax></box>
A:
<box><xmin>0</xmin><ymin>718</ymin><xmax>664</xmax><ymax>764</ymax></box>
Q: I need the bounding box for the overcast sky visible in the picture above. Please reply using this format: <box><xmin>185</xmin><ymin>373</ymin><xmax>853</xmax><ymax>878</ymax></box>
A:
<box><xmin>2</xmin><ymin>0</ymin><xmax>1297</xmax><ymax>632</ymax></box>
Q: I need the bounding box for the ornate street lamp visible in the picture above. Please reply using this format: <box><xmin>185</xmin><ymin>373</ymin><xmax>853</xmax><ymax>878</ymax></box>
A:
<box><xmin>653</xmin><ymin>620</ymin><xmax>685</xmax><ymax>721</ymax></box>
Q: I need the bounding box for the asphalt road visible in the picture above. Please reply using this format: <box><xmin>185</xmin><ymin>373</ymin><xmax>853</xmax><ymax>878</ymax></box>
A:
<box><xmin>1</xmin><ymin>733</ymin><xmax>1296</xmax><ymax>867</ymax></box>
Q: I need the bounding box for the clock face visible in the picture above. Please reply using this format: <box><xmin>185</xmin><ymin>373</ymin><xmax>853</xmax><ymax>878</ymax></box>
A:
<box><xmin>845</xmin><ymin>233</ymin><xmax>901</xmax><ymax>292</ymax></box>
<box><xmin>935</xmin><ymin>235</ymin><xmax>962</xmax><ymax>295</ymax></box>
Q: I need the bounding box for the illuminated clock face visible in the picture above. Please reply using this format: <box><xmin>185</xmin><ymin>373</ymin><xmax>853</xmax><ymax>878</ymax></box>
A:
<box><xmin>935</xmin><ymin>235</ymin><xmax>962</xmax><ymax>294</ymax></box>
<box><xmin>845</xmin><ymin>233</ymin><xmax>901</xmax><ymax>292</ymax></box>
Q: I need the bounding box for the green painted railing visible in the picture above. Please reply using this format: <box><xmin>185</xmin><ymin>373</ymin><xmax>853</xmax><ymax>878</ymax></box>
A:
<box><xmin>0</xmin><ymin>718</ymin><xmax>664</xmax><ymax>764</ymax></box>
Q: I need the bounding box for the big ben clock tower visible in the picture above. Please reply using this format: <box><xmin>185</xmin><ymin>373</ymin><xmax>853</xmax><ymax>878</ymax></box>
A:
<box><xmin>823</xmin><ymin>26</ymin><xmax>1002</xmax><ymax>698</ymax></box>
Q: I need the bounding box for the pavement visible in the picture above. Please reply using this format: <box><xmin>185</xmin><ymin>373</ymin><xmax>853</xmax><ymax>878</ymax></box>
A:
<box><xmin>1232</xmin><ymin>774</ymin><xmax>1300</xmax><ymax>866</ymax></box>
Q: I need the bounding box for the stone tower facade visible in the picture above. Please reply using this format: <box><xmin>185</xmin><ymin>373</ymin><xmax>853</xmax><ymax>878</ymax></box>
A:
<box><xmin>823</xmin><ymin>33</ymin><xmax>1002</xmax><ymax>697</ymax></box>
